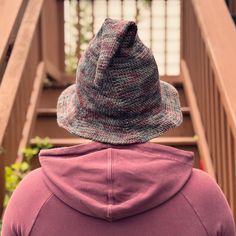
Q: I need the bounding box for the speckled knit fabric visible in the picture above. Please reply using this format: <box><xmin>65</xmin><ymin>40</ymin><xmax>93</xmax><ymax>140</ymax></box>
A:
<box><xmin>57</xmin><ymin>18</ymin><xmax>183</xmax><ymax>144</ymax></box>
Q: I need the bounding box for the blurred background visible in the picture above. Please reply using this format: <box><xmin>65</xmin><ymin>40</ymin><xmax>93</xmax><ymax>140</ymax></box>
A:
<box><xmin>64</xmin><ymin>0</ymin><xmax>180</xmax><ymax>75</ymax></box>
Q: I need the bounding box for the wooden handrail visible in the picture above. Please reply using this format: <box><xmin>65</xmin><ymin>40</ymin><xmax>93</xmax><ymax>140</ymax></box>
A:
<box><xmin>0</xmin><ymin>0</ymin><xmax>66</xmax><ymax>214</ymax></box>
<box><xmin>0</xmin><ymin>0</ymin><xmax>44</xmax><ymax>214</ymax></box>
<box><xmin>0</xmin><ymin>0</ymin><xmax>44</xmax><ymax>150</ymax></box>
<box><xmin>181</xmin><ymin>0</ymin><xmax>236</xmax><ymax>218</ymax></box>
<box><xmin>193</xmin><ymin>0</ymin><xmax>236</xmax><ymax>138</ymax></box>
<box><xmin>0</xmin><ymin>0</ymin><xmax>28</xmax><ymax>81</ymax></box>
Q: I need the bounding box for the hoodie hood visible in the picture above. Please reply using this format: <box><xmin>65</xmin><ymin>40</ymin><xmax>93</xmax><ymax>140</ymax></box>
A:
<box><xmin>39</xmin><ymin>141</ymin><xmax>194</xmax><ymax>221</ymax></box>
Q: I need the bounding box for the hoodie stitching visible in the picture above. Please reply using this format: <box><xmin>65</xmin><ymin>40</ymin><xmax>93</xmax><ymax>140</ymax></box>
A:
<box><xmin>180</xmin><ymin>192</ymin><xmax>210</xmax><ymax>236</ymax></box>
<box><xmin>144</xmin><ymin>155</ymin><xmax>193</xmax><ymax>166</ymax></box>
<box><xmin>107</xmin><ymin>148</ymin><xmax>114</xmax><ymax>219</ymax></box>
<box><xmin>111</xmin><ymin>148</ymin><xmax>114</xmax><ymax>206</ymax></box>
<box><xmin>28</xmin><ymin>193</ymin><xmax>53</xmax><ymax>235</ymax></box>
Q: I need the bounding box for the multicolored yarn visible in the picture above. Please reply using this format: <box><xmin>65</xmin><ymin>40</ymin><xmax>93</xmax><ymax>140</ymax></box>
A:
<box><xmin>57</xmin><ymin>18</ymin><xmax>183</xmax><ymax>144</ymax></box>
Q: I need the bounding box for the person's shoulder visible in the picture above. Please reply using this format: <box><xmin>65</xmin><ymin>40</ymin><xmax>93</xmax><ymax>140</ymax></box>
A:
<box><xmin>181</xmin><ymin>168</ymin><xmax>235</xmax><ymax>236</ymax></box>
<box><xmin>181</xmin><ymin>168</ymin><xmax>228</xmax><ymax>211</ymax></box>
<box><xmin>2</xmin><ymin>168</ymin><xmax>53</xmax><ymax>236</ymax></box>
<box><xmin>9</xmin><ymin>167</ymin><xmax>52</xmax><ymax>203</ymax></box>
<box><xmin>184</xmin><ymin>168</ymin><xmax>222</xmax><ymax>196</ymax></box>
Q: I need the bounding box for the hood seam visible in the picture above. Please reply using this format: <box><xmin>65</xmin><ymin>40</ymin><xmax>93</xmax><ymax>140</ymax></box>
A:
<box><xmin>40</xmin><ymin>153</ymin><xmax>192</xmax><ymax>166</ymax></box>
<box><xmin>107</xmin><ymin>148</ymin><xmax>114</xmax><ymax>220</ymax></box>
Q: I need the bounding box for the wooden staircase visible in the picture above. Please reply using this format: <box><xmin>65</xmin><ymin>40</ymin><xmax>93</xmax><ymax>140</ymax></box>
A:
<box><xmin>1</xmin><ymin>0</ymin><xmax>236</xmax><ymax>220</ymax></box>
<box><xmin>31</xmin><ymin>75</ymin><xmax>200</xmax><ymax>169</ymax></box>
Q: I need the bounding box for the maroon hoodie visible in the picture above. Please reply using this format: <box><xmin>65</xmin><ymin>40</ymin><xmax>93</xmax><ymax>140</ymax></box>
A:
<box><xmin>2</xmin><ymin>142</ymin><xmax>235</xmax><ymax>235</ymax></box>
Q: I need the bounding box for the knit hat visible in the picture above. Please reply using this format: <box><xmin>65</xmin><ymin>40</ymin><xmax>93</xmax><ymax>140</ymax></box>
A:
<box><xmin>57</xmin><ymin>18</ymin><xmax>183</xmax><ymax>144</ymax></box>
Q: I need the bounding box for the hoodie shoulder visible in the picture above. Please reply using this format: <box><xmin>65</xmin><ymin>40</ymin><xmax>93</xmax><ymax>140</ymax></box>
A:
<box><xmin>2</xmin><ymin>168</ymin><xmax>53</xmax><ymax>236</ymax></box>
<box><xmin>181</xmin><ymin>168</ymin><xmax>236</xmax><ymax>236</ymax></box>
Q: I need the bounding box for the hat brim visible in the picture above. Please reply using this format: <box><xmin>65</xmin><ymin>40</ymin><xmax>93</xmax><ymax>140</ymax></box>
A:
<box><xmin>57</xmin><ymin>81</ymin><xmax>183</xmax><ymax>144</ymax></box>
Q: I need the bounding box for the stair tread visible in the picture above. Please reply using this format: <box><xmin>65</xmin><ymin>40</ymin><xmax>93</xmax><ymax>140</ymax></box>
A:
<box><xmin>33</xmin><ymin>109</ymin><xmax>194</xmax><ymax>138</ymax></box>
<box><xmin>30</xmin><ymin>136</ymin><xmax>197</xmax><ymax>146</ymax></box>
<box><xmin>39</xmin><ymin>76</ymin><xmax>188</xmax><ymax>109</ymax></box>
<box><xmin>37</xmin><ymin>106</ymin><xmax>191</xmax><ymax>115</ymax></box>
<box><xmin>30</xmin><ymin>136</ymin><xmax>199</xmax><ymax>168</ymax></box>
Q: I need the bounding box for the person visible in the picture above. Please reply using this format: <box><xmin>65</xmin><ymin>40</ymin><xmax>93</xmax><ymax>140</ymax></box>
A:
<box><xmin>2</xmin><ymin>18</ymin><xmax>235</xmax><ymax>236</ymax></box>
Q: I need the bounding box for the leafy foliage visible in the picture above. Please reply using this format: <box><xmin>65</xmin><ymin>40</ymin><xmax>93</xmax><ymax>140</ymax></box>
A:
<box><xmin>3</xmin><ymin>137</ymin><xmax>53</xmax><ymax>209</ymax></box>
<box><xmin>22</xmin><ymin>136</ymin><xmax>53</xmax><ymax>163</ymax></box>
<box><xmin>3</xmin><ymin>162</ymin><xmax>30</xmax><ymax>209</ymax></box>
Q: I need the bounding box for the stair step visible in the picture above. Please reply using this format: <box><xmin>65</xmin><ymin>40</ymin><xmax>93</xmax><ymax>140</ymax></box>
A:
<box><xmin>39</xmin><ymin>86</ymin><xmax>67</xmax><ymax>109</ymax></box>
<box><xmin>30</xmin><ymin>136</ymin><xmax>199</xmax><ymax>168</ymax></box>
<box><xmin>34</xmin><ymin>107</ymin><xmax>194</xmax><ymax>138</ymax></box>
<box><xmin>38</xmin><ymin>79</ymin><xmax>188</xmax><ymax>109</ymax></box>
<box><xmin>37</xmin><ymin>107</ymin><xmax>191</xmax><ymax>116</ymax></box>
<box><xmin>30</xmin><ymin>136</ymin><xmax>196</xmax><ymax>146</ymax></box>
<box><xmin>37</xmin><ymin>108</ymin><xmax>57</xmax><ymax>116</ymax></box>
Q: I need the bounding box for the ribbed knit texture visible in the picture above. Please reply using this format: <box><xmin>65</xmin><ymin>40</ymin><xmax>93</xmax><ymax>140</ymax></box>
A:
<box><xmin>57</xmin><ymin>18</ymin><xmax>183</xmax><ymax>144</ymax></box>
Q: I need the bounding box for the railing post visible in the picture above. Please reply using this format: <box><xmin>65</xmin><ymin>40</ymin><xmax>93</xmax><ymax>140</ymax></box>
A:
<box><xmin>41</xmin><ymin>0</ymin><xmax>65</xmax><ymax>81</ymax></box>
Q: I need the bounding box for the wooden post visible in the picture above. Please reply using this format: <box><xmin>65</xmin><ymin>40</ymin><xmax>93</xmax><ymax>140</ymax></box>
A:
<box><xmin>41</xmin><ymin>0</ymin><xmax>65</xmax><ymax>81</ymax></box>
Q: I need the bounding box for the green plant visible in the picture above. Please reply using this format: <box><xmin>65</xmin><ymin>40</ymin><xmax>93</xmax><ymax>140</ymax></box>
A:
<box><xmin>143</xmin><ymin>0</ymin><xmax>152</xmax><ymax>6</ymax></box>
<box><xmin>22</xmin><ymin>136</ymin><xmax>53</xmax><ymax>162</ymax></box>
<box><xmin>0</xmin><ymin>219</ymin><xmax>2</xmax><ymax>233</ymax></box>
<box><xmin>3</xmin><ymin>137</ymin><xmax>53</xmax><ymax>210</ymax></box>
<box><xmin>4</xmin><ymin>162</ymin><xmax>30</xmax><ymax>208</ymax></box>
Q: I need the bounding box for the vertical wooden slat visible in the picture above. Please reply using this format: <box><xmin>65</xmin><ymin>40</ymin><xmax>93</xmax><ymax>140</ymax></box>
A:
<box><xmin>191</xmin><ymin>5</ymin><xmax>196</xmax><ymax>88</ymax></box>
<box><xmin>77</xmin><ymin>0</ymin><xmax>81</xmax><ymax>60</ymax></box>
<box><xmin>135</xmin><ymin>0</ymin><xmax>138</xmax><ymax>23</ymax></box>
<box><xmin>181</xmin><ymin>60</ymin><xmax>215</xmax><ymax>177</ymax></box>
<box><xmin>215</xmin><ymin>86</ymin><xmax>222</xmax><ymax>186</ymax></box>
<box><xmin>218</xmin><ymin>100</ymin><xmax>224</xmax><ymax>189</ymax></box>
<box><xmin>233</xmin><ymin>138</ymin><xmax>236</xmax><ymax>217</ymax></box>
<box><xmin>195</xmin><ymin>26</ymin><xmax>200</xmax><ymax>114</ymax></box>
<box><xmin>200</xmin><ymin>38</ymin><xmax>207</xmax><ymax>130</ymax></box>
<box><xmin>220</xmin><ymin>105</ymin><xmax>228</xmax><ymax>196</ymax></box>
<box><xmin>226</xmin><ymin>125</ymin><xmax>234</xmax><ymax>213</ymax></box>
<box><xmin>41</xmin><ymin>0</ymin><xmax>64</xmax><ymax>77</ymax></box>
<box><xmin>149</xmin><ymin>0</ymin><xmax>153</xmax><ymax>50</ymax></box>
<box><xmin>209</xmin><ymin>72</ymin><xmax>216</xmax><ymax>168</ymax></box>
<box><xmin>0</xmin><ymin>146</ymin><xmax>4</xmax><ymax>215</ymax></box>
<box><xmin>15</xmin><ymin>93</ymin><xmax>22</xmax><ymax>156</ymax></box>
<box><xmin>186</xmin><ymin>0</ymin><xmax>190</xmax><ymax>70</ymax></box>
<box><xmin>164</xmin><ymin>0</ymin><xmax>167</xmax><ymax>75</ymax></box>
<box><xmin>121</xmin><ymin>0</ymin><xmax>124</xmax><ymax>19</ymax></box>
<box><xmin>211</xmin><ymin>77</ymin><xmax>218</xmax><ymax>168</ymax></box>
<box><xmin>205</xmin><ymin>56</ymin><xmax>210</xmax><ymax>143</ymax></box>
<box><xmin>91</xmin><ymin>0</ymin><xmax>95</xmax><ymax>37</ymax></box>
<box><xmin>8</xmin><ymin>119</ymin><xmax>14</xmax><ymax>165</ymax></box>
<box><xmin>180</xmin><ymin>0</ymin><xmax>184</xmax><ymax>59</ymax></box>
<box><xmin>106</xmin><ymin>0</ymin><xmax>109</xmax><ymax>18</ymax></box>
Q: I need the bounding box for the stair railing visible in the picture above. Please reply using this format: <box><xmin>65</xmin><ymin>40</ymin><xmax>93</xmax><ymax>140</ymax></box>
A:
<box><xmin>0</xmin><ymin>0</ymin><xmax>66</xmax><ymax>214</ymax></box>
<box><xmin>0</xmin><ymin>0</ymin><xmax>28</xmax><ymax>83</ymax></box>
<box><xmin>0</xmin><ymin>0</ymin><xmax>45</xmax><ymax>214</ymax></box>
<box><xmin>181</xmin><ymin>0</ymin><xmax>236</xmax><ymax>219</ymax></box>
